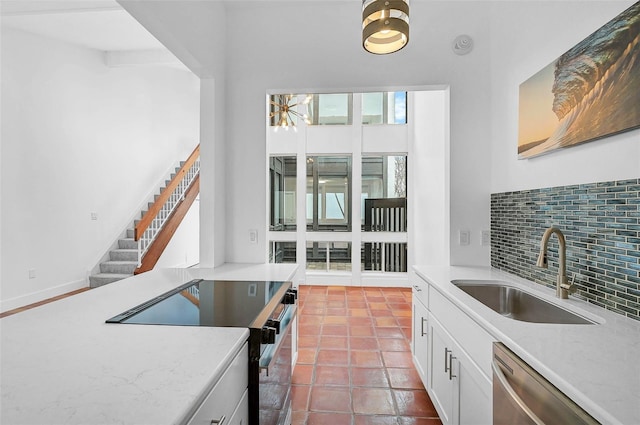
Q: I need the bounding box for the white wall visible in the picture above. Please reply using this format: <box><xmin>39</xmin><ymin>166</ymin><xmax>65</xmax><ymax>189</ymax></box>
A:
<box><xmin>155</xmin><ymin>197</ymin><xmax>200</xmax><ymax>269</ymax></box>
<box><xmin>410</xmin><ymin>90</ymin><xmax>451</xmax><ymax>266</ymax></box>
<box><xmin>224</xmin><ymin>1</ymin><xmax>493</xmax><ymax>267</ymax></box>
<box><xmin>0</xmin><ymin>27</ymin><xmax>200</xmax><ymax>310</ymax></box>
<box><xmin>119</xmin><ymin>0</ymin><xmax>228</xmax><ymax>267</ymax></box>
<box><xmin>489</xmin><ymin>0</ymin><xmax>639</xmax><ymax>193</ymax></box>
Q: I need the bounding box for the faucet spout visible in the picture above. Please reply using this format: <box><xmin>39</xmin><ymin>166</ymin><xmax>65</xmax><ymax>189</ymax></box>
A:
<box><xmin>537</xmin><ymin>227</ymin><xmax>571</xmax><ymax>299</ymax></box>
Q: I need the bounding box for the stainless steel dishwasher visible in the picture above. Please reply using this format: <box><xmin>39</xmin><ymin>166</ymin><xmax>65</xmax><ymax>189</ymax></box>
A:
<box><xmin>492</xmin><ymin>342</ymin><xmax>600</xmax><ymax>425</ymax></box>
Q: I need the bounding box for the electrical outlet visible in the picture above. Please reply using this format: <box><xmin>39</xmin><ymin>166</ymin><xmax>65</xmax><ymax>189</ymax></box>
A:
<box><xmin>91</xmin><ymin>212</ymin><xmax>98</xmax><ymax>220</ymax></box>
<box><xmin>459</xmin><ymin>230</ymin><xmax>470</xmax><ymax>246</ymax></box>
<box><xmin>28</xmin><ymin>269</ymin><xmax>36</xmax><ymax>279</ymax></box>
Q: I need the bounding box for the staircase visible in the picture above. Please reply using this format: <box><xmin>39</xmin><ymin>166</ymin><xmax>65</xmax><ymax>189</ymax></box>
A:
<box><xmin>88</xmin><ymin>146</ymin><xmax>200</xmax><ymax>288</ymax></box>
<box><xmin>89</xmin><ymin>229</ymin><xmax>139</xmax><ymax>287</ymax></box>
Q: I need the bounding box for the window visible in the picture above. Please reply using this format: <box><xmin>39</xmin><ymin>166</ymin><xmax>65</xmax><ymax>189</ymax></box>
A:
<box><xmin>362</xmin><ymin>92</ymin><xmax>407</xmax><ymax>124</ymax></box>
<box><xmin>308</xmin><ymin>93</ymin><xmax>353</xmax><ymax>125</ymax></box>
<box><xmin>270</xmin><ymin>156</ymin><xmax>296</xmax><ymax>231</ymax></box>
<box><xmin>267</xmin><ymin>91</ymin><xmax>412</xmax><ymax>281</ymax></box>
<box><xmin>269</xmin><ymin>241</ymin><xmax>296</xmax><ymax>264</ymax></box>
<box><xmin>306</xmin><ymin>241</ymin><xmax>352</xmax><ymax>272</ymax></box>
<box><xmin>268</xmin><ymin>94</ymin><xmax>310</xmax><ymax>128</ymax></box>
<box><xmin>361</xmin><ymin>242</ymin><xmax>407</xmax><ymax>272</ymax></box>
<box><xmin>361</xmin><ymin>155</ymin><xmax>407</xmax><ymax>230</ymax></box>
<box><xmin>306</xmin><ymin>156</ymin><xmax>352</xmax><ymax>231</ymax></box>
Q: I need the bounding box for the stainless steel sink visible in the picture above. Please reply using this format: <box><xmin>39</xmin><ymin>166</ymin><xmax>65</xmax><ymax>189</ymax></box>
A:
<box><xmin>451</xmin><ymin>280</ymin><xmax>596</xmax><ymax>325</ymax></box>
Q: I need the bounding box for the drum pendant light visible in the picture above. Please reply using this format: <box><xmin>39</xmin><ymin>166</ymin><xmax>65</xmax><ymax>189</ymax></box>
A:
<box><xmin>362</xmin><ymin>0</ymin><xmax>409</xmax><ymax>55</ymax></box>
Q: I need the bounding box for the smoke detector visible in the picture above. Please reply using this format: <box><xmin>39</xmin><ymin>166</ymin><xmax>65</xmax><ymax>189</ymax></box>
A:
<box><xmin>452</xmin><ymin>35</ymin><xmax>473</xmax><ymax>55</ymax></box>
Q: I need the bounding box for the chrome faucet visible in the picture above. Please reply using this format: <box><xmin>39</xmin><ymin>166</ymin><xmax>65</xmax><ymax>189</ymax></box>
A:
<box><xmin>536</xmin><ymin>227</ymin><xmax>572</xmax><ymax>299</ymax></box>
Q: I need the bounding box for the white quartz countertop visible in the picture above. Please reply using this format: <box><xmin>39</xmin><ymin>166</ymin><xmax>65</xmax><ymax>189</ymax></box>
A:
<box><xmin>0</xmin><ymin>263</ymin><xmax>298</xmax><ymax>425</ymax></box>
<box><xmin>413</xmin><ymin>265</ymin><xmax>640</xmax><ymax>425</ymax></box>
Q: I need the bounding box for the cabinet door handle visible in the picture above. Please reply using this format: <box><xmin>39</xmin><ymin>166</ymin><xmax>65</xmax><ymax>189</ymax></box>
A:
<box><xmin>211</xmin><ymin>415</ymin><xmax>226</xmax><ymax>425</ymax></box>
<box><xmin>421</xmin><ymin>317</ymin><xmax>427</xmax><ymax>337</ymax></box>
<box><xmin>444</xmin><ymin>348</ymin><xmax>451</xmax><ymax>373</ymax></box>
<box><xmin>448</xmin><ymin>353</ymin><xmax>457</xmax><ymax>381</ymax></box>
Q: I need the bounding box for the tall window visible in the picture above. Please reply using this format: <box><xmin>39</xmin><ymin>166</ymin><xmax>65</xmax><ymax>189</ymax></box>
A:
<box><xmin>268</xmin><ymin>92</ymin><xmax>411</xmax><ymax>278</ymax></box>
<box><xmin>361</xmin><ymin>155</ymin><xmax>407</xmax><ymax>230</ymax></box>
<box><xmin>362</xmin><ymin>155</ymin><xmax>407</xmax><ymax>272</ymax></box>
<box><xmin>362</xmin><ymin>92</ymin><xmax>407</xmax><ymax>124</ymax></box>
<box><xmin>269</xmin><ymin>156</ymin><xmax>296</xmax><ymax>231</ymax></box>
<box><xmin>306</xmin><ymin>156</ymin><xmax>352</xmax><ymax>231</ymax></box>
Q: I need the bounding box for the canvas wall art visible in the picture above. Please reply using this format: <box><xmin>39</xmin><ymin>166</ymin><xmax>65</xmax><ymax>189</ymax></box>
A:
<box><xmin>518</xmin><ymin>1</ymin><xmax>640</xmax><ymax>159</ymax></box>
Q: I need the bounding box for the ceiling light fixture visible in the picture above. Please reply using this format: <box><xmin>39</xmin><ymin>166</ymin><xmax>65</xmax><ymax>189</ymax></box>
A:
<box><xmin>362</xmin><ymin>0</ymin><xmax>409</xmax><ymax>55</ymax></box>
<box><xmin>269</xmin><ymin>94</ymin><xmax>312</xmax><ymax>131</ymax></box>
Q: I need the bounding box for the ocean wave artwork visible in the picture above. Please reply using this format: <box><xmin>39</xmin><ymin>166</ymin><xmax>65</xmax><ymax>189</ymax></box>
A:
<box><xmin>518</xmin><ymin>1</ymin><xmax>640</xmax><ymax>159</ymax></box>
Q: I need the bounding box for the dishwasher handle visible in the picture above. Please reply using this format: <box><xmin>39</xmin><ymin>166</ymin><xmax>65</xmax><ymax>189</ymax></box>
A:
<box><xmin>492</xmin><ymin>357</ymin><xmax>544</xmax><ymax>425</ymax></box>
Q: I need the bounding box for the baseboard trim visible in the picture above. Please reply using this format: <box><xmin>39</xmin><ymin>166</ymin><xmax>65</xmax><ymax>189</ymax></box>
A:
<box><xmin>0</xmin><ymin>279</ymin><xmax>88</xmax><ymax>314</ymax></box>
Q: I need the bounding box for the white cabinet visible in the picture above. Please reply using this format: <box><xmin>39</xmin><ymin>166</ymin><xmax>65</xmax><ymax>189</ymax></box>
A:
<box><xmin>428</xmin><ymin>315</ymin><xmax>456</xmax><ymax>425</ymax></box>
<box><xmin>428</xmin><ymin>314</ymin><xmax>492</xmax><ymax>425</ymax></box>
<box><xmin>412</xmin><ymin>293</ymin><xmax>430</xmax><ymax>382</ymax></box>
<box><xmin>411</xmin><ymin>274</ymin><xmax>494</xmax><ymax>425</ymax></box>
<box><xmin>187</xmin><ymin>343</ymin><xmax>248</xmax><ymax>425</ymax></box>
<box><xmin>227</xmin><ymin>389</ymin><xmax>249</xmax><ymax>425</ymax></box>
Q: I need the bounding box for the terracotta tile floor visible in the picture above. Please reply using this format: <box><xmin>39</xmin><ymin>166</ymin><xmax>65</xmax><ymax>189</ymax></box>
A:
<box><xmin>292</xmin><ymin>285</ymin><xmax>442</xmax><ymax>425</ymax></box>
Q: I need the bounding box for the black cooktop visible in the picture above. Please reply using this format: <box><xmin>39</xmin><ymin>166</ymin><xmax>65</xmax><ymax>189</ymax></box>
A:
<box><xmin>106</xmin><ymin>279</ymin><xmax>288</xmax><ymax>327</ymax></box>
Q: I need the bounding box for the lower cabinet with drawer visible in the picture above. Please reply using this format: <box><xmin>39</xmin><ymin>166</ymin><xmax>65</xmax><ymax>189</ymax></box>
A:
<box><xmin>412</xmin><ymin>275</ymin><xmax>494</xmax><ymax>425</ymax></box>
<box><xmin>187</xmin><ymin>343</ymin><xmax>249</xmax><ymax>425</ymax></box>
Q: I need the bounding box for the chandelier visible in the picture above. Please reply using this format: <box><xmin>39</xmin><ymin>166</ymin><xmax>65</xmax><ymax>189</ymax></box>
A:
<box><xmin>269</xmin><ymin>94</ymin><xmax>312</xmax><ymax>130</ymax></box>
<box><xmin>362</xmin><ymin>0</ymin><xmax>409</xmax><ymax>55</ymax></box>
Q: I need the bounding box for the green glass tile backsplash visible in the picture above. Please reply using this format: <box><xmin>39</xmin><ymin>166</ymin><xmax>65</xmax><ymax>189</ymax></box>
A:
<box><xmin>491</xmin><ymin>178</ymin><xmax>640</xmax><ymax>321</ymax></box>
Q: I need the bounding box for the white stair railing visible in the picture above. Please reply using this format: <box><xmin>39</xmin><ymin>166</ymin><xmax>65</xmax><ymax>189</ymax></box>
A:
<box><xmin>134</xmin><ymin>145</ymin><xmax>200</xmax><ymax>267</ymax></box>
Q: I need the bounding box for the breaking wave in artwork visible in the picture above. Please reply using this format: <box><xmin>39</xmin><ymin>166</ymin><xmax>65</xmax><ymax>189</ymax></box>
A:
<box><xmin>524</xmin><ymin>2</ymin><xmax>640</xmax><ymax>158</ymax></box>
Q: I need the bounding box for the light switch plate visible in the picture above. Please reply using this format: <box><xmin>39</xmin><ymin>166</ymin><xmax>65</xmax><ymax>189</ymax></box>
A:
<box><xmin>481</xmin><ymin>230</ymin><xmax>491</xmax><ymax>246</ymax></box>
<box><xmin>249</xmin><ymin>229</ymin><xmax>258</xmax><ymax>244</ymax></box>
<box><xmin>459</xmin><ymin>230</ymin><xmax>470</xmax><ymax>246</ymax></box>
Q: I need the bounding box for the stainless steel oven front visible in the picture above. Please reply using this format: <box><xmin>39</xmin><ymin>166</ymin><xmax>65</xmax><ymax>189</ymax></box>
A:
<box><xmin>248</xmin><ymin>287</ymin><xmax>297</xmax><ymax>425</ymax></box>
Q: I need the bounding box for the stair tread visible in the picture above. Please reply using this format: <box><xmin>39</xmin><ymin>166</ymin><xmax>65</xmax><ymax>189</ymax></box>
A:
<box><xmin>91</xmin><ymin>272</ymin><xmax>132</xmax><ymax>277</ymax></box>
<box><xmin>112</xmin><ymin>249</ymin><xmax>137</xmax><ymax>252</ymax></box>
<box><xmin>102</xmin><ymin>260</ymin><xmax>138</xmax><ymax>264</ymax></box>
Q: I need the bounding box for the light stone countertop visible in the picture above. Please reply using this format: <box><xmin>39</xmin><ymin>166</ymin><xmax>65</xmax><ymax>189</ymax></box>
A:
<box><xmin>413</xmin><ymin>265</ymin><xmax>640</xmax><ymax>425</ymax></box>
<box><xmin>0</xmin><ymin>263</ymin><xmax>298</xmax><ymax>425</ymax></box>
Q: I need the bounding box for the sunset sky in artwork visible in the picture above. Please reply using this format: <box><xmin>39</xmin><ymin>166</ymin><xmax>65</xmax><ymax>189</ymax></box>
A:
<box><xmin>518</xmin><ymin>61</ymin><xmax>561</xmax><ymax>147</ymax></box>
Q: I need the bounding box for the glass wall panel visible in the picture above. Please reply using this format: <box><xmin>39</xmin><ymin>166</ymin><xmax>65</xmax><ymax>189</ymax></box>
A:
<box><xmin>306</xmin><ymin>241</ymin><xmax>327</xmax><ymax>270</ymax></box>
<box><xmin>362</xmin><ymin>92</ymin><xmax>407</xmax><ymax>124</ymax></box>
<box><xmin>309</xmin><ymin>93</ymin><xmax>353</xmax><ymax>125</ymax></box>
<box><xmin>306</xmin><ymin>241</ymin><xmax>352</xmax><ymax>272</ymax></box>
<box><xmin>361</xmin><ymin>155</ymin><xmax>407</xmax><ymax>231</ymax></box>
<box><xmin>361</xmin><ymin>242</ymin><xmax>407</xmax><ymax>272</ymax></box>
<box><xmin>307</xmin><ymin>156</ymin><xmax>352</xmax><ymax>231</ymax></box>
<box><xmin>270</xmin><ymin>156</ymin><xmax>296</xmax><ymax>231</ymax></box>
<box><xmin>269</xmin><ymin>241</ymin><xmax>297</xmax><ymax>264</ymax></box>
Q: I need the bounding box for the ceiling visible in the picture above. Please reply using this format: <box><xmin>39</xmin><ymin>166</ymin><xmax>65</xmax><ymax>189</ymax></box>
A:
<box><xmin>0</xmin><ymin>0</ymin><xmax>165</xmax><ymax>51</ymax></box>
<box><xmin>2</xmin><ymin>0</ymin><xmax>632</xmax><ymax>53</ymax></box>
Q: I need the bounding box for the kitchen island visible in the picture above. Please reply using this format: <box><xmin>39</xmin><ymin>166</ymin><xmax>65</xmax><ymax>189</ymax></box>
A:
<box><xmin>0</xmin><ymin>263</ymin><xmax>297</xmax><ymax>425</ymax></box>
